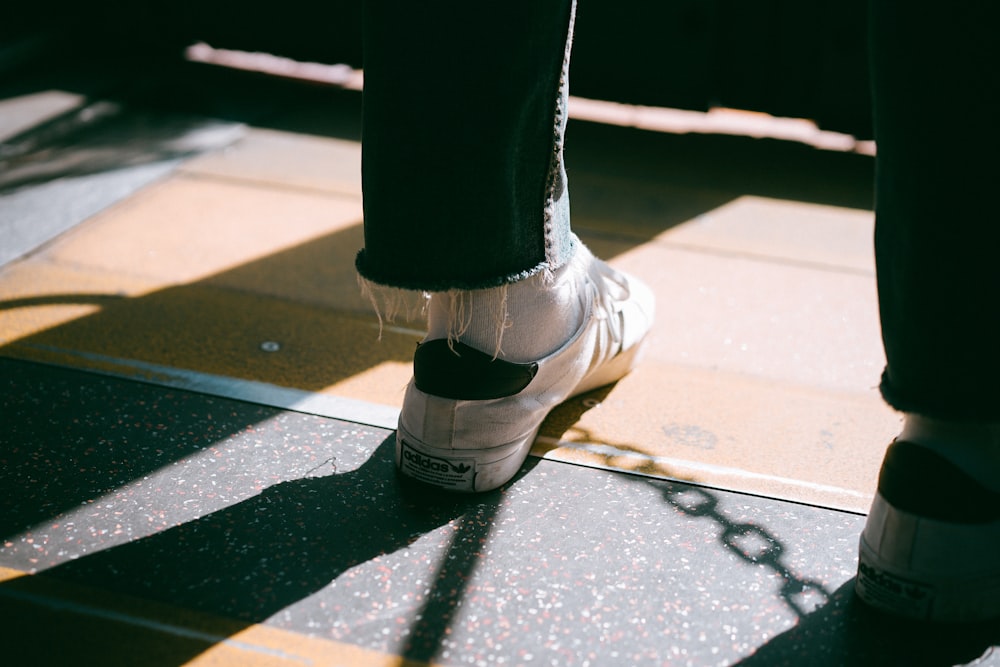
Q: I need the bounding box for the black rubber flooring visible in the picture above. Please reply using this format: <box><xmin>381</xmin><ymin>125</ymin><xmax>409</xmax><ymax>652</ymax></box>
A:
<box><xmin>2</xmin><ymin>357</ymin><xmax>998</xmax><ymax>666</ymax></box>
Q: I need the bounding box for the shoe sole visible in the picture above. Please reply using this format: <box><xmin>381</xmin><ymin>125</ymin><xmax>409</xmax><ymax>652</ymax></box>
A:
<box><xmin>395</xmin><ymin>334</ymin><xmax>649</xmax><ymax>493</ymax></box>
<box><xmin>855</xmin><ymin>493</ymin><xmax>1000</xmax><ymax>622</ymax></box>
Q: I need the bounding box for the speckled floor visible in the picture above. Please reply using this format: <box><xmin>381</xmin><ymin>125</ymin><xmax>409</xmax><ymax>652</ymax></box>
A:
<box><xmin>2</xmin><ymin>50</ymin><xmax>999</xmax><ymax>666</ymax></box>
<box><xmin>3</xmin><ymin>360</ymin><xmax>999</xmax><ymax>666</ymax></box>
<box><xmin>0</xmin><ymin>360</ymin><xmax>991</xmax><ymax>665</ymax></box>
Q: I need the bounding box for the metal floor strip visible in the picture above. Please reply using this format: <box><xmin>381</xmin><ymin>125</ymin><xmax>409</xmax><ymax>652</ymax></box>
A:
<box><xmin>5</xmin><ymin>343</ymin><xmax>400</xmax><ymax>430</ymax></box>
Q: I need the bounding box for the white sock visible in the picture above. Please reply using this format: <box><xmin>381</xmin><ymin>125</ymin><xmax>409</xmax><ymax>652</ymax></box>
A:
<box><xmin>900</xmin><ymin>414</ymin><xmax>1000</xmax><ymax>492</ymax></box>
<box><xmin>426</xmin><ymin>247</ymin><xmax>589</xmax><ymax>363</ymax></box>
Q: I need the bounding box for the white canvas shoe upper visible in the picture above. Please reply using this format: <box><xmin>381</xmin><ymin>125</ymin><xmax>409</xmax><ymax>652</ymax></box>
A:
<box><xmin>396</xmin><ymin>244</ymin><xmax>654</xmax><ymax>492</ymax></box>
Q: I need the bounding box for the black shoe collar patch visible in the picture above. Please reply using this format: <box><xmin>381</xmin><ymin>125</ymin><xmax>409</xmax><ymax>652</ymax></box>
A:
<box><xmin>413</xmin><ymin>339</ymin><xmax>538</xmax><ymax>400</ymax></box>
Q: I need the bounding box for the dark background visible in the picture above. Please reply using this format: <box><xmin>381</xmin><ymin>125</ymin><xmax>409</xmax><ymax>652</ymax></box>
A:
<box><xmin>3</xmin><ymin>0</ymin><xmax>872</xmax><ymax>137</ymax></box>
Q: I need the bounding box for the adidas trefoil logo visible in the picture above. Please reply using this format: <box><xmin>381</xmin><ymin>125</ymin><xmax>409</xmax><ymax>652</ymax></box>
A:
<box><xmin>402</xmin><ymin>444</ymin><xmax>473</xmax><ymax>476</ymax></box>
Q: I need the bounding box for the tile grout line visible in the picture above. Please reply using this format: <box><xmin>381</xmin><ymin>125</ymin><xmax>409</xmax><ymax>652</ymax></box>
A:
<box><xmin>579</xmin><ymin>226</ymin><xmax>877</xmax><ymax>278</ymax></box>
<box><xmin>176</xmin><ymin>166</ymin><xmax>363</xmax><ymax>202</ymax></box>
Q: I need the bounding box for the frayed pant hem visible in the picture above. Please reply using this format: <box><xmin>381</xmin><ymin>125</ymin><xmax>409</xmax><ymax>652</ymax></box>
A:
<box><xmin>880</xmin><ymin>369</ymin><xmax>1000</xmax><ymax>423</ymax></box>
<box><xmin>356</xmin><ymin>237</ymin><xmax>583</xmax><ymax>357</ymax></box>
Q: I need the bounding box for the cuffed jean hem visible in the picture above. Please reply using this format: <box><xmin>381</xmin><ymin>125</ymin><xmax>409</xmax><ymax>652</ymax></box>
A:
<box><xmin>355</xmin><ymin>233</ymin><xmax>577</xmax><ymax>294</ymax></box>
<box><xmin>879</xmin><ymin>369</ymin><xmax>1000</xmax><ymax>423</ymax></box>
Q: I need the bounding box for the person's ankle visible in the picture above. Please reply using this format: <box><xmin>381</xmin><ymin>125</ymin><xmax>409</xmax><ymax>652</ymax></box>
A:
<box><xmin>426</xmin><ymin>251</ymin><xmax>589</xmax><ymax>363</ymax></box>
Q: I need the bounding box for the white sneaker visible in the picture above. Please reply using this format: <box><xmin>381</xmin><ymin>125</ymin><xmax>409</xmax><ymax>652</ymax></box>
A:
<box><xmin>395</xmin><ymin>246</ymin><xmax>655</xmax><ymax>492</ymax></box>
<box><xmin>856</xmin><ymin>439</ymin><xmax>1000</xmax><ymax>622</ymax></box>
